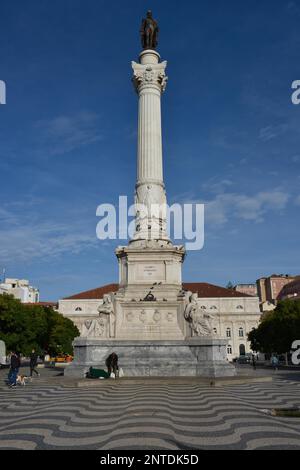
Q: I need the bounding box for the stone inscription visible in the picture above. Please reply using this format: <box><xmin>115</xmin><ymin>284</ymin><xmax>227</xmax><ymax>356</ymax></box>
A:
<box><xmin>136</xmin><ymin>263</ymin><xmax>165</xmax><ymax>281</ymax></box>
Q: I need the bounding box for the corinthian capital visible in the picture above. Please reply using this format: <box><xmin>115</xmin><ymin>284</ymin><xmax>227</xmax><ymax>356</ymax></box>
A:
<box><xmin>132</xmin><ymin>61</ymin><xmax>168</xmax><ymax>94</ymax></box>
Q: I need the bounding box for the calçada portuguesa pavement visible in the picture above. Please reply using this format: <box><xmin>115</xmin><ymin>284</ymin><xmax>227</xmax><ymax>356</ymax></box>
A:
<box><xmin>0</xmin><ymin>365</ymin><xmax>300</xmax><ymax>450</ymax></box>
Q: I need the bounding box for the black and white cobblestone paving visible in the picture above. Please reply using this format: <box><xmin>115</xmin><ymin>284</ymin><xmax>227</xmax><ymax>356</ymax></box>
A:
<box><xmin>0</xmin><ymin>369</ymin><xmax>300</xmax><ymax>450</ymax></box>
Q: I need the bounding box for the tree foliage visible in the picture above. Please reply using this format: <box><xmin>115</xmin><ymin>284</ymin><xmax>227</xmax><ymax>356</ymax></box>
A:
<box><xmin>248</xmin><ymin>300</ymin><xmax>300</xmax><ymax>354</ymax></box>
<box><xmin>0</xmin><ymin>294</ymin><xmax>79</xmax><ymax>356</ymax></box>
<box><xmin>226</xmin><ymin>281</ymin><xmax>234</xmax><ymax>289</ymax></box>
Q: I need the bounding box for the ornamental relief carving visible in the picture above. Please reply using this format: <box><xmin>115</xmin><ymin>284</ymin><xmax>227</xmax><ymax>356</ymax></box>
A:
<box><xmin>81</xmin><ymin>318</ymin><xmax>106</xmax><ymax>338</ymax></box>
<box><xmin>153</xmin><ymin>310</ymin><xmax>161</xmax><ymax>323</ymax></box>
<box><xmin>166</xmin><ymin>312</ymin><xmax>174</xmax><ymax>322</ymax></box>
<box><xmin>128</xmin><ymin>309</ymin><xmax>176</xmax><ymax>325</ymax></box>
<box><xmin>139</xmin><ymin>310</ymin><xmax>147</xmax><ymax>323</ymax></box>
<box><xmin>132</xmin><ymin>61</ymin><xmax>168</xmax><ymax>93</ymax></box>
<box><xmin>126</xmin><ymin>312</ymin><xmax>134</xmax><ymax>322</ymax></box>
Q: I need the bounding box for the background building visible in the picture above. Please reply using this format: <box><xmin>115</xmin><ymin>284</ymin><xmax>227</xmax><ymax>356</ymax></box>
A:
<box><xmin>256</xmin><ymin>274</ymin><xmax>296</xmax><ymax>309</ymax></box>
<box><xmin>0</xmin><ymin>278</ymin><xmax>39</xmax><ymax>303</ymax></box>
<box><xmin>233</xmin><ymin>284</ymin><xmax>257</xmax><ymax>297</ymax></box>
<box><xmin>59</xmin><ymin>282</ymin><xmax>261</xmax><ymax>361</ymax></box>
<box><xmin>278</xmin><ymin>277</ymin><xmax>300</xmax><ymax>301</ymax></box>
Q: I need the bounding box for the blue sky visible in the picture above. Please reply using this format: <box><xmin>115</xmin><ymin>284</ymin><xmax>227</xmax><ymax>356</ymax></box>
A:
<box><xmin>0</xmin><ymin>0</ymin><xmax>299</xmax><ymax>300</ymax></box>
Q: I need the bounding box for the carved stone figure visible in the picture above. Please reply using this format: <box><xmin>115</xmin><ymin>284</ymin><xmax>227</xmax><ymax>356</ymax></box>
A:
<box><xmin>184</xmin><ymin>292</ymin><xmax>214</xmax><ymax>337</ymax></box>
<box><xmin>81</xmin><ymin>318</ymin><xmax>106</xmax><ymax>338</ymax></box>
<box><xmin>98</xmin><ymin>293</ymin><xmax>116</xmax><ymax>338</ymax></box>
<box><xmin>140</xmin><ymin>10</ymin><xmax>159</xmax><ymax>50</ymax></box>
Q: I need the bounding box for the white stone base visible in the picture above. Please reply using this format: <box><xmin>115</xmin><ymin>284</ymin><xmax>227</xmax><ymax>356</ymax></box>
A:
<box><xmin>65</xmin><ymin>337</ymin><xmax>236</xmax><ymax>378</ymax></box>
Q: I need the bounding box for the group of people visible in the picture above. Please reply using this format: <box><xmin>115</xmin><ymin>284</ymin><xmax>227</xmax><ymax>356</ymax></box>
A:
<box><xmin>6</xmin><ymin>349</ymin><xmax>282</xmax><ymax>386</ymax></box>
<box><xmin>7</xmin><ymin>350</ymin><xmax>120</xmax><ymax>386</ymax></box>
<box><xmin>251</xmin><ymin>354</ymin><xmax>280</xmax><ymax>371</ymax></box>
<box><xmin>7</xmin><ymin>349</ymin><xmax>40</xmax><ymax>388</ymax></box>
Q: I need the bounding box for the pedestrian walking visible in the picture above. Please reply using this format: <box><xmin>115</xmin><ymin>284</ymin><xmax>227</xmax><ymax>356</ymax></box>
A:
<box><xmin>251</xmin><ymin>354</ymin><xmax>256</xmax><ymax>370</ymax></box>
<box><xmin>29</xmin><ymin>349</ymin><xmax>40</xmax><ymax>377</ymax></box>
<box><xmin>271</xmin><ymin>355</ymin><xmax>279</xmax><ymax>371</ymax></box>
<box><xmin>8</xmin><ymin>351</ymin><xmax>20</xmax><ymax>387</ymax></box>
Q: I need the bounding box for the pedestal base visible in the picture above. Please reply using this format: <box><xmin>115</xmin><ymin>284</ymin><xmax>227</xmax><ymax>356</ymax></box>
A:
<box><xmin>65</xmin><ymin>338</ymin><xmax>236</xmax><ymax>378</ymax></box>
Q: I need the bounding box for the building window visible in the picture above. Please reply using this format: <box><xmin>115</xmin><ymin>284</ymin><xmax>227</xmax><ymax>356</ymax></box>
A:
<box><xmin>239</xmin><ymin>344</ymin><xmax>246</xmax><ymax>356</ymax></box>
<box><xmin>227</xmin><ymin>345</ymin><xmax>232</xmax><ymax>355</ymax></box>
<box><xmin>75</xmin><ymin>307</ymin><xmax>82</xmax><ymax>312</ymax></box>
<box><xmin>239</xmin><ymin>327</ymin><xmax>244</xmax><ymax>338</ymax></box>
<box><xmin>226</xmin><ymin>328</ymin><xmax>231</xmax><ymax>338</ymax></box>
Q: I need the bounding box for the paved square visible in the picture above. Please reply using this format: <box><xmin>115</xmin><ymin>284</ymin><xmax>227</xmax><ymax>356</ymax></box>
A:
<box><xmin>0</xmin><ymin>368</ymin><xmax>300</xmax><ymax>450</ymax></box>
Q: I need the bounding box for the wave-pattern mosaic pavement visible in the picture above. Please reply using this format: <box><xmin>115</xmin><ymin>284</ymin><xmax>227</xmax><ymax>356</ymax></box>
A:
<box><xmin>0</xmin><ymin>375</ymin><xmax>300</xmax><ymax>450</ymax></box>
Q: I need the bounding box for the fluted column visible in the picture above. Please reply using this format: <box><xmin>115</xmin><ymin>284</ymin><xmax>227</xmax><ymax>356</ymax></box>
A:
<box><xmin>131</xmin><ymin>49</ymin><xmax>168</xmax><ymax>241</ymax></box>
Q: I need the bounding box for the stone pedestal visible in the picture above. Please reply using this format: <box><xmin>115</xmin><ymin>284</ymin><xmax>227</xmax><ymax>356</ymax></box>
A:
<box><xmin>65</xmin><ymin>338</ymin><xmax>236</xmax><ymax>378</ymax></box>
<box><xmin>116</xmin><ymin>240</ymin><xmax>185</xmax><ymax>291</ymax></box>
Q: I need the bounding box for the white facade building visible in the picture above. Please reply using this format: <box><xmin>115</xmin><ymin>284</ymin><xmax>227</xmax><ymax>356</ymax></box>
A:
<box><xmin>59</xmin><ymin>282</ymin><xmax>261</xmax><ymax>361</ymax></box>
<box><xmin>0</xmin><ymin>278</ymin><xmax>39</xmax><ymax>303</ymax></box>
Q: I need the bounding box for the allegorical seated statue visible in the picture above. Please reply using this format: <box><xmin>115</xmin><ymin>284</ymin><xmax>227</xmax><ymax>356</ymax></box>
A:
<box><xmin>140</xmin><ymin>10</ymin><xmax>159</xmax><ymax>50</ymax></box>
<box><xmin>184</xmin><ymin>292</ymin><xmax>214</xmax><ymax>337</ymax></box>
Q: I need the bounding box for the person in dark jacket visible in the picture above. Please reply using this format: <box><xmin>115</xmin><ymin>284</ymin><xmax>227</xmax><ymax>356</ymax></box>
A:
<box><xmin>8</xmin><ymin>351</ymin><xmax>20</xmax><ymax>387</ymax></box>
<box><xmin>106</xmin><ymin>352</ymin><xmax>119</xmax><ymax>377</ymax></box>
<box><xmin>29</xmin><ymin>349</ymin><xmax>40</xmax><ymax>377</ymax></box>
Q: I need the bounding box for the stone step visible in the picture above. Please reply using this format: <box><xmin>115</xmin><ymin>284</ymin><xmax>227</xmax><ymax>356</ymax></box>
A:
<box><xmin>74</xmin><ymin>375</ymin><xmax>273</xmax><ymax>388</ymax></box>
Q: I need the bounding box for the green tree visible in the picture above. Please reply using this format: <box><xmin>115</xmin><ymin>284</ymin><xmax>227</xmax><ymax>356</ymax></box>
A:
<box><xmin>0</xmin><ymin>294</ymin><xmax>79</xmax><ymax>356</ymax></box>
<box><xmin>44</xmin><ymin>307</ymin><xmax>79</xmax><ymax>355</ymax></box>
<box><xmin>248</xmin><ymin>300</ymin><xmax>300</xmax><ymax>355</ymax></box>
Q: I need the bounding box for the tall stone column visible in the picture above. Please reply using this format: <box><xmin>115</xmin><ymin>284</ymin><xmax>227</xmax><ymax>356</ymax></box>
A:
<box><xmin>131</xmin><ymin>49</ymin><xmax>169</xmax><ymax>241</ymax></box>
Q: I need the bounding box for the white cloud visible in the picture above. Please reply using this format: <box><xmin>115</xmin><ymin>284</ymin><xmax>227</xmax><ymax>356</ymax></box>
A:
<box><xmin>0</xmin><ymin>203</ymin><xmax>97</xmax><ymax>263</ymax></box>
<box><xmin>202</xmin><ymin>177</ymin><xmax>234</xmax><ymax>194</ymax></box>
<box><xmin>259</xmin><ymin>124</ymin><xmax>288</xmax><ymax>142</ymax></box>
<box><xmin>0</xmin><ymin>222</ymin><xmax>96</xmax><ymax>263</ymax></box>
<box><xmin>34</xmin><ymin>111</ymin><xmax>103</xmax><ymax>155</ymax></box>
<box><xmin>205</xmin><ymin>190</ymin><xmax>290</xmax><ymax>226</ymax></box>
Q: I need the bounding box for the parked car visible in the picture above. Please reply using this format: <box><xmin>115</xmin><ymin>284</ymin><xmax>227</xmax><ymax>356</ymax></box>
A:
<box><xmin>0</xmin><ymin>340</ymin><xmax>8</xmax><ymax>368</ymax></box>
<box><xmin>0</xmin><ymin>357</ymin><xmax>9</xmax><ymax>368</ymax></box>
<box><xmin>49</xmin><ymin>354</ymin><xmax>73</xmax><ymax>363</ymax></box>
<box><xmin>234</xmin><ymin>355</ymin><xmax>252</xmax><ymax>364</ymax></box>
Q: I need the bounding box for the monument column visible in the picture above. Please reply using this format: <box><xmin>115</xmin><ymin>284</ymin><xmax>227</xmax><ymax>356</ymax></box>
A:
<box><xmin>131</xmin><ymin>50</ymin><xmax>169</xmax><ymax>241</ymax></box>
<box><xmin>65</xmin><ymin>11</ymin><xmax>236</xmax><ymax>379</ymax></box>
